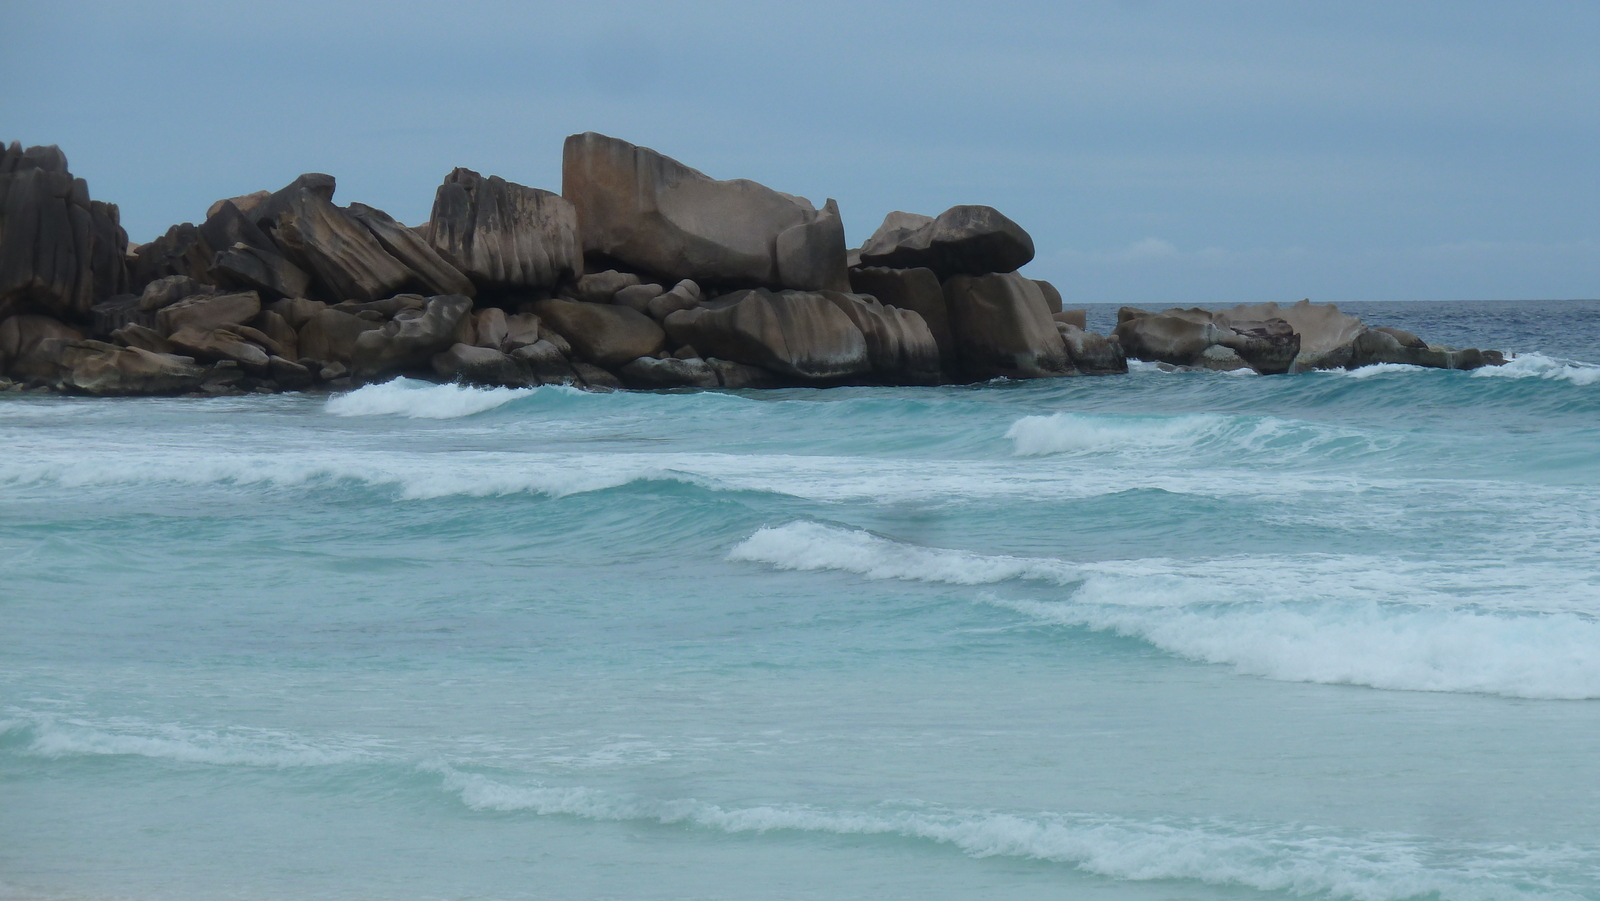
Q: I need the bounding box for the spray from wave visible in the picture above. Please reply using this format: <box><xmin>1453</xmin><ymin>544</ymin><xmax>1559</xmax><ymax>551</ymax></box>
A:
<box><xmin>1471</xmin><ymin>353</ymin><xmax>1600</xmax><ymax>386</ymax></box>
<box><xmin>325</xmin><ymin>378</ymin><xmax>558</xmax><ymax>418</ymax></box>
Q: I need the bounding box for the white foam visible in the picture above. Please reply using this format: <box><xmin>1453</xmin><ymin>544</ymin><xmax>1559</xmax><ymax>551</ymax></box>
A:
<box><xmin>325</xmin><ymin>377</ymin><xmax>546</xmax><ymax>418</ymax></box>
<box><xmin>1340</xmin><ymin>362</ymin><xmax>1427</xmax><ymax>379</ymax></box>
<box><xmin>731</xmin><ymin>522</ymin><xmax>1600</xmax><ymax>699</ymax></box>
<box><xmin>1471</xmin><ymin>352</ymin><xmax>1600</xmax><ymax>386</ymax></box>
<box><xmin>11</xmin><ymin>715</ymin><xmax>376</xmax><ymax>768</ymax></box>
<box><xmin>1007</xmin><ymin>412</ymin><xmax>1231</xmax><ymax>456</ymax></box>
<box><xmin>430</xmin><ymin>766</ymin><xmax>1582</xmax><ymax>901</ymax></box>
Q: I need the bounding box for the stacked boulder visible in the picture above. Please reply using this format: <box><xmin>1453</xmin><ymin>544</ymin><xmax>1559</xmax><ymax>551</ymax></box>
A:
<box><xmin>1</xmin><ymin>133</ymin><xmax>1502</xmax><ymax>395</ymax></box>
<box><xmin>1113</xmin><ymin>300</ymin><xmax>1503</xmax><ymax>374</ymax></box>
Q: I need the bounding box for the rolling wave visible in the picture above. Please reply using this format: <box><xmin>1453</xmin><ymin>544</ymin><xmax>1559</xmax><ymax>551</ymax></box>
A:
<box><xmin>432</xmin><ymin>765</ymin><xmax>1585</xmax><ymax>901</ymax></box>
<box><xmin>730</xmin><ymin>522</ymin><xmax>1600</xmax><ymax>699</ymax></box>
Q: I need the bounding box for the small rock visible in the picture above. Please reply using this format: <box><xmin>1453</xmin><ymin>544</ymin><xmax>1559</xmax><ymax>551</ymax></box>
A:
<box><xmin>613</xmin><ymin>283</ymin><xmax>664</xmax><ymax>314</ymax></box>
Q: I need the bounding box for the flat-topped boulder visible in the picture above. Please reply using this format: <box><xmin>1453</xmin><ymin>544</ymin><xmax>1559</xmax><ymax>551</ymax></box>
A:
<box><xmin>562</xmin><ymin>132</ymin><xmax>848</xmax><ymax>291</ymax></box>
<box><xmin>858</xmin><ymin>205</ymin><xmax>1034</xmax><ymax>278</ymax></box>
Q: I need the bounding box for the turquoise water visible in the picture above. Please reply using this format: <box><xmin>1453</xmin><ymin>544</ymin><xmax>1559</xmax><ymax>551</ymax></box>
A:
<box><xmin>3</xmin><ymin>300</ymin><xmax>1599</xmax><ymax>901</ymax></box>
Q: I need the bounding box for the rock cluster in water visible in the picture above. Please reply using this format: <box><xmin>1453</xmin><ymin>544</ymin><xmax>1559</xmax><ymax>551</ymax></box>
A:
<box><xmin>0</xmin><ymin>134</ymin><xmax>1503</xmax><ymax>396</ymax></box>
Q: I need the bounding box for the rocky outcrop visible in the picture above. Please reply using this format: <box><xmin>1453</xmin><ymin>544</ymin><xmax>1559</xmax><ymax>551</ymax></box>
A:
<box><xmin>1112</xmin><ymin>307</ymin><xmax>1299</xmax><ymax>372</ymax></box>
<box><xmin>942</xmin><ymin>272</ymin><xmax>1070</xmax><ymax>379</ymax></box>
<box><xmin>859</xmin><ymin>206</ymin><xmax>1034</xmax><ymax>278</ymax></box>
<box><xmin>0</xmin><ymin>143</ymin><xmax>127</xmax><ymax>322</ymax></box>
<box><xmin>620</xmin><ymin>355</ymin><xmax>720</xmax><ymax>389</ymax></box>
<box><xmin>268</xmin><ymin>186</ymin><xmax>415</xmax><ymax>303</ymax></box>
<box><xmin>432</xmin><ymin>343</ymin><xmax>531</xmax><ymax>387</ymax></box>
<box><xmin>346</xmin><ymin>203</ymin><xmax>476</xmax><ymax>298</ymax></box>
<box><xmin>166</xmin><ymin>326</ymin><xmax>271</xmax><ymax>371</ymax></box>
<box><xmin>562</xmin><ymin>132</ymin><xmax>848</xmax><ymax>291</ymax></box>
<box><xmin>662</xmin><ymin>289</ymin><xmax>870</xmax><ymax>383</ymax></box>
<box><xmin>531</xmin><ymin>297</ymin><xmax>665</xmax><ymax>368</ymax></box>
<box><xmin>428</xmin><ymin>168</ymin><xmax>579</xmax><ymax>292</ymax></box>
<box><xmin>156</xmin><ymin>291</ymin><xmax>261</xmax><ymax>336</ymax></box>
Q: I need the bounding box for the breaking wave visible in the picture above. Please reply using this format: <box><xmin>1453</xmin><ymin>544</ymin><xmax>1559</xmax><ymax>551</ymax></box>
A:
<box><xmin>1471</xmin><ymin>352</ymin><xmax>1600</xmax><ymax>386</ymax></box>
<box><xmin>730</xmin><ymin>522</ymin><xmax>1600</xmax><ymax>699</ymax></box>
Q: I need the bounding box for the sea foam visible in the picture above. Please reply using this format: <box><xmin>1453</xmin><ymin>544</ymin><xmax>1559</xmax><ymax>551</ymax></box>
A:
<box><xmin>326</xmin><ymin>378</ymin><xmax>549</xmax><ymax>418</ymax></box>
<box><xmin>1471</xmin><ymin>352</ymin><xmax>1600</xmax><ymax>386</ymax></box>
<box><xmin>730</xmin><ymin>522</ymin><xmax>1600</xmax><ymax>699</ymax></box>
<box><xmin>431</xmin><ymin>766</ymin><xmax>1584</xmax><ymax>901</ymax></box>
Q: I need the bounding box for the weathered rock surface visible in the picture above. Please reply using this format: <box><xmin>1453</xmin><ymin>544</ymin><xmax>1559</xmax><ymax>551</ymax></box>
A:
<box><xmin>568</xmin><ymin>269</ymin><xmax>639</xmax><ymax>303</ymax></box>
<box><xmin>942</xmin><ymin>272</ymin><xmax>1070</xmax><ymax>379</ymax></box>
<box><xmin>166</xmin><ymin>326</ymin><xmax>271</xmax><ymax>371</ymax></box>
<box><xmin>859</xmin><ymin>206</ymin><xmax>1034</xmax><ymax>278</ymax></box>
<box><xmin>662</xmin><ymin>289</ymin><xmax>870</xmax><ymax>382</ymax></box>
<box><xmin>432</xmin><ymin>343</ymin><xmax>531</xmax><ymax>387</ymax></box>
<box><xmin>57</xmin><ymin>342</ymin><xmax>204</xmax><ymax>395</ymax></box>
<box><xmin>347</xmin><ymin>202</ymin><xmax>475</xmax><ymax>298</ymax></box>
<box><xmin>267</xmin><ymin>186</ymin><xmax>414</xmax><ymax>303</ymax></box>
<box><xmin>613</xmin><ymin>283</ymin><xmax>663</xmax><ymax>314</ymax></box>
<box><xmin>297</xmin><ymin>307</ymin><xmax>380</xmax><ymax>365</ymax></box>
<box><xmin>562</xmin><ymin>132</ymin><xmax>848</xmax><ymax>290</ymax></box>
<box><xmin>510</xmin><ymin>340</ymin><xmax>582</xmax><ymax>385</ymax></box>
<box><xmin>1218</xmin><ymin>300</ymin><xmax>1366</xmax><ymax>372</ymax></box>
<box><xmin>1114</xmin><ymin>307</ymin><xmax>1300</xmax><ymax>374</ymax></box>
<box><xmin>139</xmin><ymin>275</ymin><xmax>216</xmax><ymax>312</ymax></box>
<box><xmin>429</xmin><ymin>168</ymin><xmax>579</xmax><ymax>292</ymax></box>
<box><xmin>823</xmin><ymin>291</ymin><xmax>941</xmax><ymax>385</ymax></box>
<box><xmin>1053</xmin><ymin>310</ymin><xmax>1088</xmax><ymax>330</ymax></box>
<box><xmin>531</xmin><ymin>297</ymin><xmax>665</xmax><ymax>368</ymax></box>
<box><xmin>349</xmin><ymin>294</ymin><xmax>473</xmax><ymax>378</ymax></box>
<box><xmin>1057</xmin><ymin>323</ymin><xmax>1127</xmax><ymax>375</ymax></box>
<box><xmin>0</xmin><ymin>314</ymin><xmax>83</xmax><ymax>380</ymax></box>
<box><xmin>91</xmin><ymin>293</ymin><xmax>143</xmax><ymax>335</ymax></box>
<box><xmin>1034</xmin><ymin>279</ymin><xmax>1064</xmax><ymax>314</ymax></box>
<box><xmin>847</xmin><ymin>266</ymin><xmax>952</xmax><ymax>366</ymax></box>
<box><xmin>620</xmin><ymin>355</ymin><xmax>720</xmax><ymax>388</ymax></box>
<box><xmin>705</xmin><ymin>357</ymin><xmax>782</xmax><ymax>389</ymax></box>
<box><xmin>156</xmin><ymin>291</ymin><xmax>261</xmax><ymax>336</ymax></box>
<box><xmin>110</xmin><ymin>323</ymin><xmax>171</xmax><ymax>354</ymax></box>
<box><xmin>646</xmin><ymin>279</ymin><xmax>702</xmax><ymax>322</ymax></box>
<box><xmin>1</xmin><ymin>143</ymin><xmax>127</xmax><ymax>321</ymax></box>
<box><xmin>571</xmin><ymin>361</ymin><xmax>623</xmax><ymax>389</ymax></box>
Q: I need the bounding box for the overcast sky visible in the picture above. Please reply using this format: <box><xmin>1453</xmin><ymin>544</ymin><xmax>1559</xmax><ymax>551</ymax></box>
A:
<box><xmin>5</xmin><ymin>0</ymin><xmax>1596</xmax><ymax>304</ymax></box>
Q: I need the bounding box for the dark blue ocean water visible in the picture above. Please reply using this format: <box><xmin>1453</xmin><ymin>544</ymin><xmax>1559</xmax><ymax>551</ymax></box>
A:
<box><xmin>2</xmin><ymin>300</ymin><xmax>1598</xmax><ymax>901</ymax></box>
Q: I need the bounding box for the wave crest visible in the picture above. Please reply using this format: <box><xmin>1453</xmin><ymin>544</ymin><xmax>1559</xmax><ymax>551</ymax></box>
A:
<box><xmin>1472</xmin><ymin>353</ymin><xmax>1600</xmax><ymax>386</ymax></box>
<box><xmin>326</xmin><ymin>378</ymin><xmax>563</xmax><ymax>419</ymax></box>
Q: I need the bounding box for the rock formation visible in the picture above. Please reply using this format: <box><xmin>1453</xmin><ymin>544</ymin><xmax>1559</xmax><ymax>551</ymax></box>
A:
<box><xmin>0</xmin><ymin>133</ymin><xmax>1505</xmax><ymax>396</ymax></box>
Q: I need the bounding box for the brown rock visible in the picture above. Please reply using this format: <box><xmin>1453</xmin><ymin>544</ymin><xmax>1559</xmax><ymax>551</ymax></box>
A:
<box><xmin>110</xmin><ymin>323</ymin><xmax>172</xmax><ymax>354</ymax></box>
<box><xmin>705</xmin><ymin>357</ymin><xmax>781</xmax><ymax>389</ymax></box>
<box><xmin>860</xmin><ymin>206</ymin><xmax>1034</xmax><ymax>278</ymax></box>
<box><xmin>91</xmin><ymin>293</ymin><xmax>143</xmax><ymax>335</ymax></box>
<box><xmin>571</xmin><ymin>361</ymin><xmax>623</xmax><ymax>390</ymax></box>
<box><xmin>1034</xmin><ymin>279</ymin><xmax>1064</xmax><ymax>314</ymax></box>
<box><xmin>0</xmin><ymin>146</ymin><xmax>123</xmax><ymax>321</ymax></box>
<box><xmin>502</xmin><ymin>313</ymin><xmax>542</xmax><ymax>350</ymax></box>
<box><xmin>661</xmin><ymin>289</ymin><xmax>869</xmax><ymax>382</ymax></box>
<box><xmin>567</xmin><ymin>269</ymin><xmax>641</xmax><ymax>303</ymax></box>
<box><xmin>531</xmin><ymin>297</ymin><xmax>666</xmax><ymax>368</ymax></box>
<box><xmin>265</xmin><ymin>297</ymin><xmax>327</xmax><ymax>330</ymax></box>
<box><xmin>645</xmin><ymin>279</ymin><xmax>702</xmax><ymax>322</ymax></box>
<box><xmin>613</xmin><ymin>283</ymin><xmax>663</xmax><ymax>314</ymax></box>
<box><xmin>156</xmin><ymin>291</ymin><xmax>261</xmax><ymax>336</ymax></box>
<box><xmin>848</xmin><ymin>267</ymin><xmax>953</xmax><ymax>367</ymax></box>
<box><xmin>268</xmin><ymin>186</ymin><xmax>414</xmax><ymax>303</ymax></box>
<box><xmin>298</xmin><ymin>307</ymin><xmax>380</xmax><ymax>365</ymax></box>
<box><xmin>562</xmin><ymin>132</ymin><xmax>847</xmax><ymax>290</ymax></box>
<box><xmin>346</xmin><ymin>202</ymin><xmax>476</xmax><ymax>298</ymax></box>
<box><xmin>823</xmin><ymin>291</ymin><xmax>941</xmax><ymax>385</ymax></box>
<box><xmin>428</xmin><ymin>168</ymin><xmax>580</xmax><ymax>292</ymax></box>
<box><xmin>166</xmin><ymin>326</ymin><xmax>271</xmax><ymax>371</ymax></box>
<box><xmin>510</xmin><ymin>340</ymin><xmax>582</xmax><ymax>385</ymax></box>
<box><xmin>1056</xmin><ymin>323</ymin><xmax>1127</xmax><ymax>375</ymax></box>
<box><xmin>0</xmin><ymin>313</ymin><xmax>83</xmax><ymax>381</ymax></box>
<box><xmin>620</xmin><ymin>355</ymin><xmax>720</xmax><ymax>388</ymax></box>
<box><xmin>250</xmin><ymin>310</ymin><xmax>299</xmax><ymax>361</ymax></box>
<box><xmin>349</xmin><ymin>294</ymin><xmax>474</xmax><ymax>378</ymax></box>
<box><xmin>431</xmin><ymin>343</ymin><xmax>531</xmax><ymax>387</ymax></box>
<box><xmin>942</xmin><ymin>272</ymin><xmax>1070</xmax><ymax>380</ymax></box>
<box><xmin>472</xmin><ymin>307</ymin><xmax>509</xmax><ymax>349</ymax></box>
<box><xmin>139</xmin><ymin>275</ymin><xmax>216</xmax><ymax>312</ymax></box>
<box><xmin>1053</xmin><ymin>309</ymin><xmax>1087</xmax><ymax>330</ymax></box>
<box><xmin>268</xmin><ymin>355</ymin><xmax>313</xmax><ymax>390</ymax></box>
<box><xmin>58</xmin><ymin>343</ymin><xmax>204</xmax><ymax>395</ymax></box>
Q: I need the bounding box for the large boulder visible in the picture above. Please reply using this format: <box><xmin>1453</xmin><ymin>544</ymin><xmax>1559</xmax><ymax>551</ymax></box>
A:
<box><xmin>297</xmin><ymin>307</ymin><xmax>381</xmax><ymax>365</ymax></box>
<box><xmin>822</xmin><ymin>291</ymin><xmax>941</xmax><ymax>385</ymax></box>
<box><xmin>428</xmin><ymin>168</ymin><xmax>579</xmax><ymax>292</ymax></box>
<box><xmin>562</xmin><ymin>132</ymin><xmax>848</xmax><ymax>291</ymax></box>
<box><xmin>129</xmin><ymin>222</ymin><xmax>213</xmax><ymax>290</ymax></box>
<box><xmin>0</xmin><ymin>143</ymin><xmax>128</xmax><ymax>321</ymax></box>
<box><xmin>267</xmin><ymin>185</ymin><xmax>414</xmax><ymax>302</ymax></box>
<box><xmin>848</xmin><ymin>266</ymin><xmax>953</xmax><ymax>366</ymax></box>
<box><xmin>56</xmin><ymin>342</ymin><xmax>204</xmax><ymax>395</ymax></box>
<box><xmin>166</xmin><ymin>326</ymin><xmax>270</xmax><ymax>371</ymax></box>
<box><xmin>510</xmin><ymin>339</ymin><xmax>583</xmax><ymax>386</ymax></box>
<box><xmin>1057</xmin><ymin>323</ymin><xmax>1127</xmax><ymax>375</ymax></box>
<box><xmin>347</xmin><ymin>202</ymin><xmax>476</xmax><ymax>298</ymax></box>
<box><xmin>348</xmin><ymin>294</ymin><xmax>473</xmax><ymax>378</ymax></box>
<box><xmin>661</xmin><ymin>289</ymin><xmax>870</xmax><ymax>383</ymax></box>
<box><xmin>1113</xmin><ymin>308</ymin><xmax>1239</xmax><ymax>367</ymax></box>
<box><xmin>858</xmin><ymin>206</ymin><xmax>1034</xmax><ymax>278</ymax></box>
<box><xmin>0</xmin><ymin>313</ymin><xmax>83</xmax><ymax>381</ymax></box>
<box><xmin>1220</xmin><ymin>300</ymin><xmax>1366</xmax><ymax>372</ymax></box>
<box><xmin>530</xmin><ymin>297</ymin><xmax>665</xmax><ymax>368</ymax></box>
<box><xmin>1113</xmin><ymin>307</ymin><xmax>1301</xmax><ymax>374</ymax></box>
<box><xmin>942</xmin><ymin>272</ymin><xmax>1070</xmax><ymax>380</ymax></box>
<box><xmin>156</xmin><ymin>291</ymin><xmax>261</xmax><ymax>336</ymax></box>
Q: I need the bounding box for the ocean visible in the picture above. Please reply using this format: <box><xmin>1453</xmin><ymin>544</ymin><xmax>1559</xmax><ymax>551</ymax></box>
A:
<box><xmin>2</xmin><ymin>299</ymin><xmax>1598</xmax><ymax>901</ymax></box>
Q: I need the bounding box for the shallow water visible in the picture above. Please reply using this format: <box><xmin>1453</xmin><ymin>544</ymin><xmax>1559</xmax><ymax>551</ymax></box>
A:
<box><xmin>2</xmin><ymin>300</ymin><xmax>1598</xmax><ymax>901</ymax></box>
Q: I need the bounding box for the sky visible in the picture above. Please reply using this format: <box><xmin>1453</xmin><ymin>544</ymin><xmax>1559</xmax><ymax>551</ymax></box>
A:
<box><xmin>4</xmin><ymin>0</ymin><xmax>1597</xmax><ymax>305</ymax></box>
